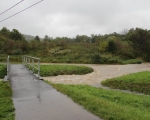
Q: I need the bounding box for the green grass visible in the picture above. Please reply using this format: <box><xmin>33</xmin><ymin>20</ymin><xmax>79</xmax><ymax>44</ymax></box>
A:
<box><xmin>48</xmin><ymin>83</ymin><xmax>150</xmax><ymax>120</ymax></box>
<box><xmin>0</xmin><ymin>65</ymin><xmax>6</xmax><ymax>78</ymax></box>
<box><xmin>101</xmin><ymin>71</ymin><xmax>150</xmax><ymax>94</ymax></box>
<box><xmin>121</xmin><ymin>59</ymin><xmax>142</xmax><ymax>64</ymax></box>
<box><xmin>35</xmin><ymin>65</ymin><xmax>93</xmax><ymax>77</ymax></box>
<box><xmin>0</xmin><ymin>81</ymin><xmax>15</xmax><ymax>120</ymax></box>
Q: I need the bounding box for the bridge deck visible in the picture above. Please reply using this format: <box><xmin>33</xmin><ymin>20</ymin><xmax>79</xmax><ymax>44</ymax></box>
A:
<box><xmin>9</xmin><ymin>64</ymin><xmax>101</xmax><ymax>120</ymax></box>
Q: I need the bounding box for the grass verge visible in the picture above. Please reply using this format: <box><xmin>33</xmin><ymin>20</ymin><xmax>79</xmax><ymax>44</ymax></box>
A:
<box><xmin>101</xmin><ymin>71</ymin><xmax>150</xmax><ymax>94</ymax></box>
<box><xmin>38</xmin><ymin>65</ymin><xmax>93</xmax><ymax>76</ymax></box>
<box><xmin>0</xmin><ymin>81</ymin><xmax>15</xmax><ymax>120</ymax></box>
<box><xmin>0</xmin><ymin>65</ymin><xmax>6</xmax><ymax>78</ymax></box>
<box><xmin>121</xmin><ymin>59</ymin><xmax>142</xmax><ymax>64</ymax></box>
<box><xmin>47</xmin><ymin>82</ymin><xmax>150</xmax><ymax>120</ymax></box>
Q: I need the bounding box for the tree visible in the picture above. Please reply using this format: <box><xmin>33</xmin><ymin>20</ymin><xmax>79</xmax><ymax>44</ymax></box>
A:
<box><xmin>126</xmin><ymin>28</ymin><xmax>150</xmax><ymax>60</ymax></box>
<box><xmin>43</xmin><ymin>35</ymin><xmax>50</xmax><ymax>42</ymax></box>
<box><xmin>0</xmin><ymin>27</ymin><xmax>10</xmax><ymax>38</ymax></box>
<box><xmin>99</xmin><ymin>40</ymin><xmax>108</xmax><ymax>52</ymax></box>
<box><xmin>75</xmin><ymin>35</ymin><xmax>90</xmax><ymax>43</ymax></box>
<box><xmin>107</xmin><ymin>36</ymin><xmax>118</xmax><ymax>54</ymax></box>
<box><xmin>107</xmin><ymin>40</ymin><xmax>117</xmax><ymax>54</ymax></box>
<box><xmin>34</xmin><ymin>35</ymin><xmax>40</xmax><ymax>42</ymax></box>
<box><xmin>9</xmin><ymin>29</ymin><xmax>25</xmax><ymax>41</ymax></box>
<box><xmin>21</xmin><ymin>40</ymin><xmax>28</xmax><ymax>52</ymax></box>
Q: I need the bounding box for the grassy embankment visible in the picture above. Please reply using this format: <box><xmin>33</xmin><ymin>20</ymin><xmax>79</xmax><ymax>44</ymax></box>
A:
<box><xmin>101</xmin><ymin>71</ymin><xmax>150</xmax><ymax>95</ymax></box>
<box><xmin>31</xmin><ymin>64</ymin><xmax>93</xmax><ymax>76</ymax></box>
<box><xmin>0</xmin><ymin>43</ymin><xmax>142</xmax><ymax>64</ymax></box>
<box><xmin>46</xmin><ymin>70</ymin><xmax>150</xmax><ymax>120</ymax></box>
<box><xmin>0</xmin><ymin>65</ymin><xmax>15</xmax><ymax>120</ymax></box>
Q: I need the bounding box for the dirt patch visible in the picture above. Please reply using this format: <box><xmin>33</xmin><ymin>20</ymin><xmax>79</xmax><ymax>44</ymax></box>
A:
<box><xmin>43</xmin><ymin>63</ymin><xmax>150</xmax><ymax>87</ymax></box>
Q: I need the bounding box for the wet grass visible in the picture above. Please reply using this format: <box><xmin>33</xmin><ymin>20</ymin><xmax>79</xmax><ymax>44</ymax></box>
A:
<box><xmin>0</xmin><ymin>65</ymin><xmax>6</xmax><ymax>78</ymax></box>
<box><xmin>47</xmin><ymin>83</ymin><xmax>150</xmax><ymax>120</ymax></box>
<box><xmin>101</xmin><ymin>71</ymin><xmax>150</xmax><ymax>94</ymax></box>
<box><xmin>38</xmin><ymin>65</ymin><xmax>93</xmax><ymax>77</ymax></box>
<box><xmin>0</xmin><ymin>81</ymin><xmax>15</xmax><ymax>120</ymax></box>
<box><xmin>121</xmin><ymin>59</ymin><xmax>142</xmax><ymax>64</ymax></box>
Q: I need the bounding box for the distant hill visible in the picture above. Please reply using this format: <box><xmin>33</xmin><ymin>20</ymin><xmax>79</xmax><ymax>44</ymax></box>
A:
<box><xmin>23</xmin><ymin>34</ymin><xmax>43</xmax><ymax>41</ymax></box>
<box><xmin>23</xmin><ymin>34</ymin><xmax>35</xmax><ymax>41</ymax></box>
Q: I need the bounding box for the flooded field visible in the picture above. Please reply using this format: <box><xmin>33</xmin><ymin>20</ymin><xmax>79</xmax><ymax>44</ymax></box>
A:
<box><xmin>43</xmin><ymin>63</ymin><xmax>150</xmax><ymax>87</ymax></box>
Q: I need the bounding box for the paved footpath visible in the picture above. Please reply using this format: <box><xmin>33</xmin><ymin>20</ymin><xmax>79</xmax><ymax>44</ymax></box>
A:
<box><xmin>9</xmin><ymin>64</ymin><xmax>101</xmax><ymax>120</ymax></box>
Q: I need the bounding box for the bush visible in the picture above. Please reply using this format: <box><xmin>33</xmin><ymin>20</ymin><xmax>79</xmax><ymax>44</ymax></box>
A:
<box><xmin>0</xmin><ymin>65</ymin><xmax>6</xmax><ymax>78</ymax></box>
<box><xmin>101</xmin><ymin>55</ymin><xmax>122</xmax><ymax>64</ymax></box>
<box><xmin>90</xmin><ymin>53</ymin><xmax>103</xmax><ymax>64</ymax></box>
<box><xmin>107</xmin><ymin>40</ymin><xmax>117</xmax><ymax>54</ymax></box>
<box><xmin>106</xmin><ymin>57</ymin><xmax>122</xmax><ymax>64</ymax></box>
<box><xmin>12</xmin><ymin>49</ymin><xmax>23</xmax><ymax>55</ymax></box>
<box><xmin>121</xmin><ymin>59</ymin><xmax>142</xmax><ymax>64</ymax></box>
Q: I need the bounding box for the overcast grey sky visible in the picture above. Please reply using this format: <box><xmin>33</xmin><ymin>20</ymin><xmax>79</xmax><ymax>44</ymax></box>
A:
<box><xmin>0</xmin><ymin>0</ymin><xmax>150</xmax><ymax>38</ymax></box>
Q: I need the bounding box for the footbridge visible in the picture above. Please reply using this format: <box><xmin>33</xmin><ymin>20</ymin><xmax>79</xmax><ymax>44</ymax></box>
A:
<box><xmin>5</xmin><ymin>56</ymin><xmax>101</xmax><ymax>120</ymax></box>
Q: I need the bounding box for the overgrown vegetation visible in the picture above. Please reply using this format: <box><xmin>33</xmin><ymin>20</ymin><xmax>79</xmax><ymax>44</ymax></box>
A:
<box><xmin>0</xmin><ymin>27</ymin><xmax>149</xmax><ymax>64</ymax></box>
<box><xmin>48</xmin><ymin>83</ymin><xmax>150</xmax><ymax>120</ymax></box>
<box><xmin>0</xmin><ymin>64</ymin><xmax>6</xmax><ymax>78</ymax></box>
<box><xmin>121</xmin><ymin>59</ymin><xmax>142</xmax><ymax>64</ymax></box>
<box><xmin>0</xmin><ymin>81</ymin><xmax>15</xmax><ymax>120</ymax></box>
<box><xmin>33</xmin><ymin>65</ymin><xmax>93</xmax><ymax>76</ymax></box>
<box><xmin>101</xmin><ymin>71</ymin><xmax>150</xmax><ymax>94</ymax></box>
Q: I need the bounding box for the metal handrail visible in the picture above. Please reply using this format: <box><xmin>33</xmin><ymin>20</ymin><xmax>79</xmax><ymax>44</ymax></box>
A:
<box><xmin>22</xmin><ymin>55</ymin><xmax>40</xmax><ymax>78</ymax></box>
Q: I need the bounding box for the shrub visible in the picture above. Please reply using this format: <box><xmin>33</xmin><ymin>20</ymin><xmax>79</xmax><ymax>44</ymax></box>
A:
<box><xmin>90</xmin><ymin>53</ymin><xmax>103</xmax><ymax>64</ymax></box>
<box><xmin>12</xmin><ymin>49</ymin><xmax>23</xmax><ymax>55</ymax></box>
<box><xmin>107</xmin><ymin>40</ymin><xmax>117</xmax><ymax>54</ymax></box>
<box><xmin>0</xmin><ymin>65</ymin><xmax>6</xmax><ymax>78</ymax></box>
<box><xmin>121</xmin><ymin>59</ymin><xmax>142</xmax><ymax>64</ymax></box>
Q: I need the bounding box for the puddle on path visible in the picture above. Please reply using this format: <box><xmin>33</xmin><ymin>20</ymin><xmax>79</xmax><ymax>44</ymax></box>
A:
<box><xmin>10</xmin><ymin>64</ymin><xmax>101</xmax><ymax>120</ymax></box>
<box><xmin>13</xmin><ymin>89</ymin><xmax>100</xmax><ymax>120</ymax></box>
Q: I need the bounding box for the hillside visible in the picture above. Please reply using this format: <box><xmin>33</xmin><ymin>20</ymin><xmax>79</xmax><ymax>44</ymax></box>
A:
<box><xmin>22</xmin><ymin>34</ymin><xmax>35</xmax><ymax>41</ymax></box>
<box><xmin>0</xmin><ymin>27</ymin><xmax>150</xmax><ymax>64</ymax></box>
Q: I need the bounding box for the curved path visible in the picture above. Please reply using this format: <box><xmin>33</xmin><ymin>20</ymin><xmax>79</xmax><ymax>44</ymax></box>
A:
<box><xmin>43</xmin><ymin>63</ymin><xmax>150</xmax><ymax>87</ymax></box>
<box><xmin>10</xmin><ymin>64</ymin><xmax>101</xmax><ymax>120</ymax></box>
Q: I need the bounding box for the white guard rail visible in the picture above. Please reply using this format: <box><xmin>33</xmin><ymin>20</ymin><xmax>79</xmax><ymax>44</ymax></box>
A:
<box><xmin>22</xmin><ymin>55</ymin><xmax>40</xmax><ymax>79</ymax></box>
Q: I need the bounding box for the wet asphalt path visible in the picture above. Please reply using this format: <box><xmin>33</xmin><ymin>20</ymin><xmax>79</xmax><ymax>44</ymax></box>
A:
<box><xmin>10</xmin><ymin>64</ymin><xmax>101</xmax><ymax>120</ymax></box>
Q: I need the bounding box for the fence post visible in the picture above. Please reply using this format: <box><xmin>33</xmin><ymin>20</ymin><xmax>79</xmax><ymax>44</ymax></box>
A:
<box><xmin>4</xmin><ymin>55</ymin><xmax>10</xmax><ymax>81</ymax></box>
<box><xmin>32</xmin><ymin>58</ymin><xmax>34</xmax><ymax>73</ymax></box>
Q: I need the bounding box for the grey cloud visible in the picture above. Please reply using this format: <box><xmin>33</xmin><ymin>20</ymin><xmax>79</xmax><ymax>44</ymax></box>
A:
<box><xmin>0</xmin><ymin>0</ymin><xmax>150</xmax><ymax>38</ymax></box>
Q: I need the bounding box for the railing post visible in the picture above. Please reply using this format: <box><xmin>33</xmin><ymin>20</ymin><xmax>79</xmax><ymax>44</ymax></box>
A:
<box><xmin>29</xmin><ymin>57</ymin><xmax>30</xmax><ymax>70</ymax></box>
<box><xmin>32</xmin><ymin>58</ymin><xmax>34</xmax><ymax>73</ymax></box>
<box><xmin>23</xmin><ymin>56</ymin><xmax>25</xmax><ymax>65</ymax></box>
<box><xmin>4</xmin><ymin>55</ymin><xmax>10</xmax><ymax>81</ymax></box>
<box><xmin>38</xmin><ymin>59</ymin><xmax>40</xmax><ymax>78</ymax></box>
<box><xmin>27</xmin><ymin>57</ymin><xmax>28</xmax><ymax>68</ymax></box>
<box><xmin>26</xmin><ymin>57</ymin><xmax>28</xmax><ymax>67</ymax></box>
<box><xmin>24</xmin><ymin>56</ymin><xmax>25</xmax><ymax>65</ymax></box>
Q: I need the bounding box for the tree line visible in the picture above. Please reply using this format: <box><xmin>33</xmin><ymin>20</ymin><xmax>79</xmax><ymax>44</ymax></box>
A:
<box><xmin>0</xmin><ymin>27</ymin><xmax>150</xmax><ymax>63</ymax></box>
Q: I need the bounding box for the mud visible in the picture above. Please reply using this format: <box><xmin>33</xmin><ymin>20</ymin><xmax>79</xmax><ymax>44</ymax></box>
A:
<box><xmin>43</xmin><ymin>63</ymin><xmax>150</xmax><ymax>87</ymax></box>
<box><xmin>10</xmin><ymin>64</ymin><xmax>101</xmax><ymax>120</ymax></box>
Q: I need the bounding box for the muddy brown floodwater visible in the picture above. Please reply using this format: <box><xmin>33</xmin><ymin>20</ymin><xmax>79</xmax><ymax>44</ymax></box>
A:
<box><xmin>43</xmin><ymin>63</ymin><xmax>150</xmax><ymax>87</ymax></box>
